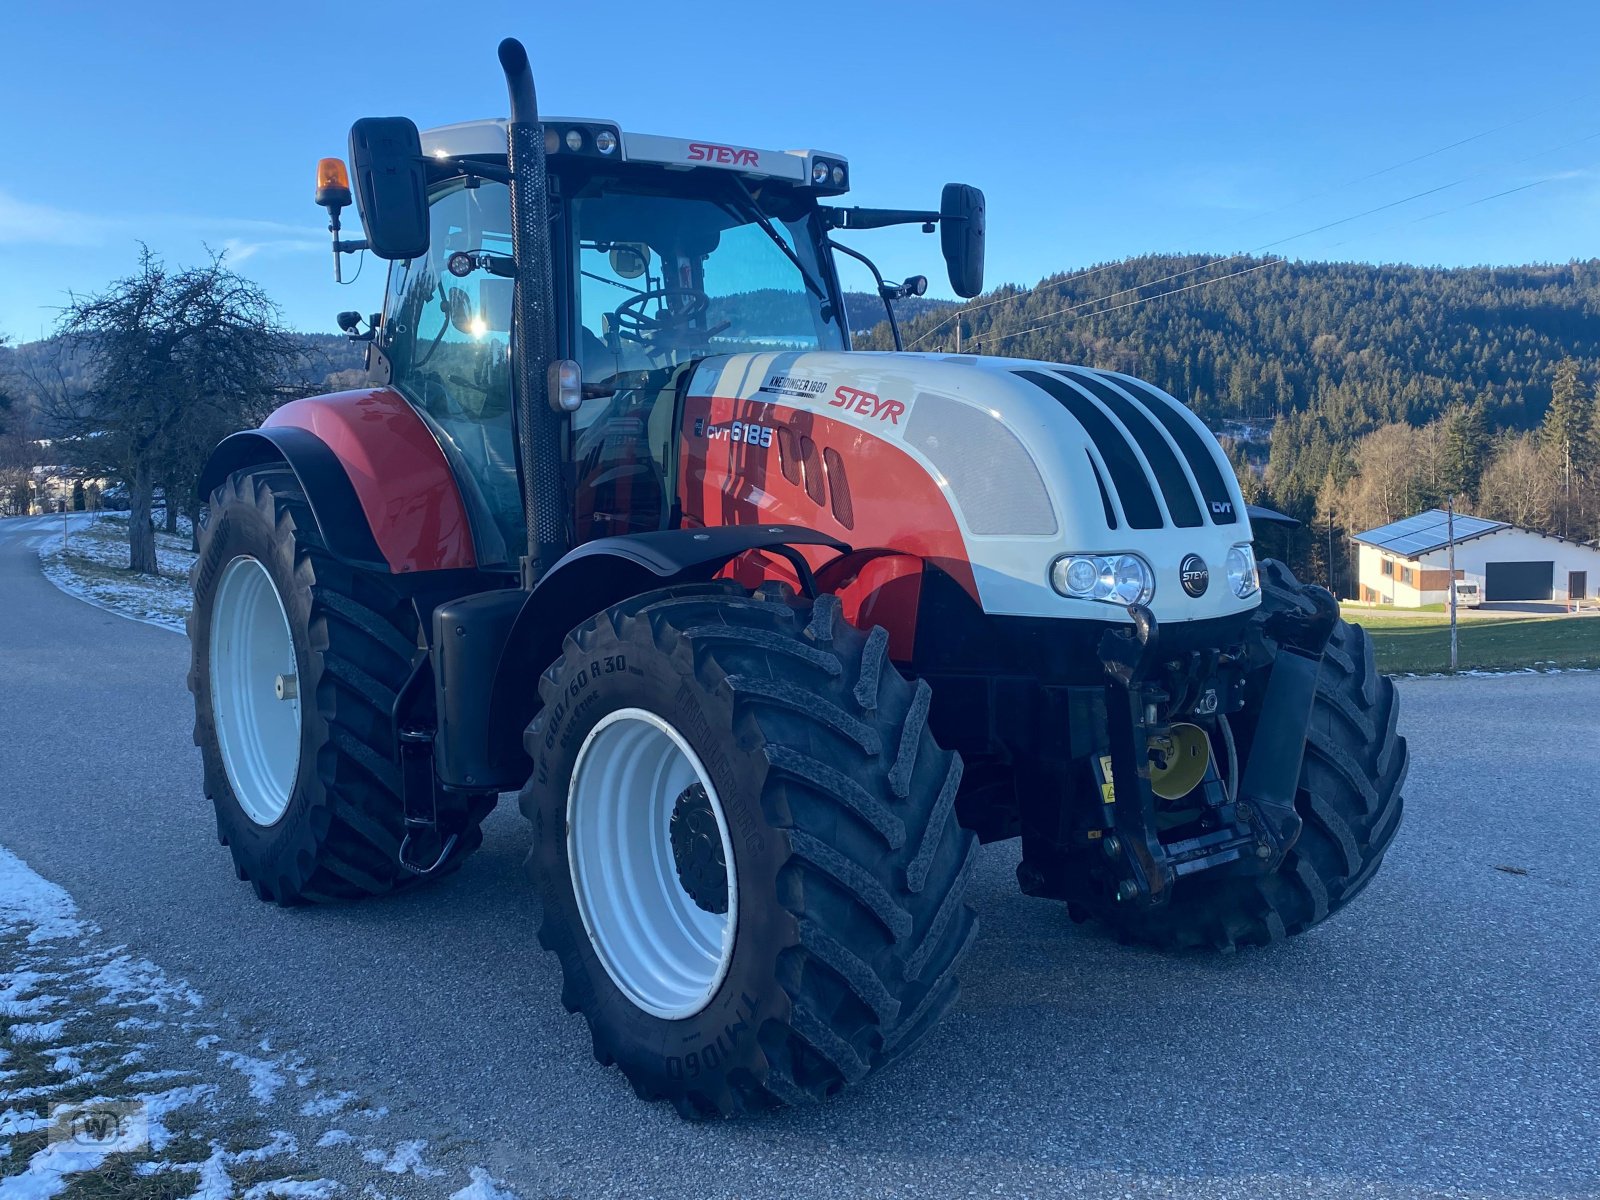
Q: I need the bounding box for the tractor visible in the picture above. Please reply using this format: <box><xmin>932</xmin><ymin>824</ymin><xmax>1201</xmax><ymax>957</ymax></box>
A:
<box><xmin>189</xmin><ymin>38</ymin><xmax>1406</xmax><ymax>1117</ymax></box>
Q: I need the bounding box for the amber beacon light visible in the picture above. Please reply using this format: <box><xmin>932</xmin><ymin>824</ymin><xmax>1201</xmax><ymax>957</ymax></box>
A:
<box><xmin>315</xmin><ymin>157</ymin><xmax>353</xmax><ymax>210</ymax></box>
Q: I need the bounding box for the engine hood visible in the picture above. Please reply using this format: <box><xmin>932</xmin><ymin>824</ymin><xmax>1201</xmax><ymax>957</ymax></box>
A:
<box><xmin>685</xmin><ymin>349</ymin><xmax>1258</xmax><ymax>624</ymax></box>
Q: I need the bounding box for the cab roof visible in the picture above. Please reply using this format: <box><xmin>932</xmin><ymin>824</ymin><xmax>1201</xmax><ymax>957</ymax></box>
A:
<box><xmin>420</xmin><ymin>118</ymin><xmax>850</xmax><ymax>192</ymax></box>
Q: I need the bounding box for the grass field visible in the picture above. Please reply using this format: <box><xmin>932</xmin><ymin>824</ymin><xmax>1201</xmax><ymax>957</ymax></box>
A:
<box><xmin>1344</xmin><ymin>608</ymin><xmax>1600</xmax><ymax>674</ymax></box>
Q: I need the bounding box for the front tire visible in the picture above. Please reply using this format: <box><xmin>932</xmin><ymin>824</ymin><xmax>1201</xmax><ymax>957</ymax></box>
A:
<box><xmin>188</xmin><ymin>466</ymin><xmax>492</xmax><ymax>904</ymax></box>
<box><xmin>522</xmin><ymin>583</ymin><xmax>979</xmax><ymax>1117</ymax></box>
<box><xmin>1098</xmin><ymin>560</ymin><xmax>1408</xmax><ymax>950</ymax></box>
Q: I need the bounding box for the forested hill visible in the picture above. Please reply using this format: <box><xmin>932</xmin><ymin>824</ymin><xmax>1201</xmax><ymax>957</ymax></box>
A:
<box><xmin>877</xmin><ymin>255</ymin><xmax>1600</xmax><ymax>436</ymax></box>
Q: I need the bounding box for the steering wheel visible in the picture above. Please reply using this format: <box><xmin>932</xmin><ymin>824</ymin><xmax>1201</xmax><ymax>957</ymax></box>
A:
<box><xmin>611</xmin><ymin>287</ymin><xmax>711</xmax><ymax>346</ymax></box>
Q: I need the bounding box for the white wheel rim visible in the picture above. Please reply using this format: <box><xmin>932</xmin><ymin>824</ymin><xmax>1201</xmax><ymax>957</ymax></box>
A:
<box><xmin>567</xmin><ymin>708</ymin><xmax>739</xmax><ymax>1020</ymax></box>
<box><xmin>209</xmin><ymin>556</ymin><xmax>301</xmax><ymax>826</ymax></box>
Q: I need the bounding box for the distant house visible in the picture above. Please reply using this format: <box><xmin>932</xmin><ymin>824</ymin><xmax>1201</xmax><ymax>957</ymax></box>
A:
<box><xmin>1351</xmin><ymin>509</ymin><xmax>1600</xmax><ymax>607</ymax></box>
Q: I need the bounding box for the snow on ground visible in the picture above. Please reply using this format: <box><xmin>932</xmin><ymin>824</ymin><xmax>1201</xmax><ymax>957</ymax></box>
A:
<box><xmin>0</xmin><ymin>845</ymin><xmax>520</xmax><ymax>1198</ymax></box>
<box><xmin>33</xmin><ymin>511</ymin><xmax>193</xmax><ymax>633</ymax></box>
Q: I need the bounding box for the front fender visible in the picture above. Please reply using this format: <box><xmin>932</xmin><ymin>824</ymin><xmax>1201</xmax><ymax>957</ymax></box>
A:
<box><xmin>484</xmin><ymin>524</ymin><xmax>848</xmax><ymax>785</ymax></box>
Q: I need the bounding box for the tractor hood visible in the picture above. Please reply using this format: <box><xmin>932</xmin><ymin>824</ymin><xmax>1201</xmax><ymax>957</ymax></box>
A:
<box><xmin>685</xmin><ymin>350</ymin><xmax>1258</xmax><ymax>624</ymax></box>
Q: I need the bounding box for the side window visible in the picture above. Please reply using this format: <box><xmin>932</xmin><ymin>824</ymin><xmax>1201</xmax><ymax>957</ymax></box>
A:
<box><xmin>381</xmin><ymin>180</ymin><xmax>521</xmax><ymax>559</ymax></box>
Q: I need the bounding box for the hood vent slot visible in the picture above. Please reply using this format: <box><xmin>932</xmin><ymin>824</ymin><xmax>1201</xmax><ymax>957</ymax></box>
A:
<box><xmin>1087</xmin><ymin>451</ymin><xmax>1118</xmax><ymax>529</ymax></box>
<box><xmin>1015</xmin><ymin>369</ymin><xmax>1163</xmax><ymax>529</ymax></box>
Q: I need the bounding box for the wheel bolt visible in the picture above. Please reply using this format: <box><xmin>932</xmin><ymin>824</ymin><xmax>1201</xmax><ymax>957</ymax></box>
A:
<box><xmin>1115</xmin><ymin>880</ymin><xmax>1139</xmax><ymax>903</ymax></box>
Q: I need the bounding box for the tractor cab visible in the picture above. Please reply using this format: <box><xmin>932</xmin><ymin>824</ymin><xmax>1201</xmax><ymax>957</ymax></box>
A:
<box><xmin>378</xmin><ymin>119</ymin><xmax>855</xmax><ymax>555</ymax></box>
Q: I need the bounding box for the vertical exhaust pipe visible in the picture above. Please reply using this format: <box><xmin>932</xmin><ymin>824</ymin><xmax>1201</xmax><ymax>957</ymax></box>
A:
<box><xmin>498</xmin><ymin>37</ymin><xmax>568</xmax><ymax>587</ymax></box>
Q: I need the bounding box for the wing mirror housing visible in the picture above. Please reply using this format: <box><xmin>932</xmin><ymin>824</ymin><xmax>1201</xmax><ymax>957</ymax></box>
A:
<box><xmin>940</xmin><ymin>183</ymin><xmax>986</xmax><ymax>299</ymax></box>
<box><xmin>347</xmin><ymin>116</ymin><xmax>430</xmax><ymax>261</ymax></box>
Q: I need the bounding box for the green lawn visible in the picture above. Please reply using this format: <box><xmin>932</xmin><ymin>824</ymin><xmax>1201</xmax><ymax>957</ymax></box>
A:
<box><xmin>1343</xmin><ymin>611</ymin><xmax>1600</xmax><ymax>674</ymax></box>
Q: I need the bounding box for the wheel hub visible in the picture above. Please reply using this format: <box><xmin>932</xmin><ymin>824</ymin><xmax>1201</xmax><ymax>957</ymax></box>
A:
<box><xmin>669</xmin><ymin>783</ymin><xmax>729</xmax><ymax>914</ymax></box>
<box><xmin>209</xmin><ymin>555</ymin><xmax>301</xmax><ymax>826</ymax></box>
<box><xmin>566</xmin><ymin>708</ymin><xmax>739</xmax><ymax>1020</ymax></box>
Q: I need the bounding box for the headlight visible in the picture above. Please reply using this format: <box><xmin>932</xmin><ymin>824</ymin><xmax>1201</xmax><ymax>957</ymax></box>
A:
<box><xmin>564</xmin><ymin>128</ymin><xmax>585</xmax><ymax>152</ymax></box>
<box><xmin>1226</xmin><ymin>542</ymin><xmax>1259</xmax><ymax>598</ymax></box>
<box><xmin>812</xmin><ymin>161</ymin><xmax>831</xmax><ymax>186</ymax></box>
<box><xmin>1050</xmin><ymin>553</ymin><xmax>1155</xmax><ymax>606</ymax></box>
<box><xmin>593</xmin><ymin>129</ymin><xmax>618</xmax><ymax>155</ymax></box>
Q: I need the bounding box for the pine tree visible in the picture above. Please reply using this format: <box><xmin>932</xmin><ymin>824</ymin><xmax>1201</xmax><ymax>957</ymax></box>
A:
<box><xmin>1441</xmin><ymin>401</ymin><xmax>1489</xmax><ymax>503</ymax></box>
<box><xmin>1542</xmin><ymin>358</ymin><xmax>1593</xmax><ymax>536</ymax></box>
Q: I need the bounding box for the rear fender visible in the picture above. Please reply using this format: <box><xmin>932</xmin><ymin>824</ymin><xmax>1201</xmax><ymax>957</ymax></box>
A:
<box><xmin>196</xmin><ymin>427</ymin><xmax>390</xmax><ymax>573</ymax></box>
<box><xmin>198</xmin><ymin>389</ymin><xmax>479</xmax><ymax>576</ymax></box>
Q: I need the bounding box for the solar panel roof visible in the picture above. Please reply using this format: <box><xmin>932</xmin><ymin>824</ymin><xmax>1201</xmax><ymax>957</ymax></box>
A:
<box><xmin>1351</xmin><ymin>509</ymin><xmax>1507</xmax><ymax>557</ymax></box>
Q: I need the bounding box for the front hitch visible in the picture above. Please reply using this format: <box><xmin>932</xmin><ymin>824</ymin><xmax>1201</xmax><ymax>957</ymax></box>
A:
<box><xmin>1096</xmin><ymin>604</ymin><xmax>1178</xmax><ymax>906</ymax></box>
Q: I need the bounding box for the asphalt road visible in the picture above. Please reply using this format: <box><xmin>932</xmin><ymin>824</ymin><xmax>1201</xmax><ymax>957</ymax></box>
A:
<box><xmin>2</xmin><ymin>513</ymin><xmax>1597</xmax><ymax>1199</ymax></box>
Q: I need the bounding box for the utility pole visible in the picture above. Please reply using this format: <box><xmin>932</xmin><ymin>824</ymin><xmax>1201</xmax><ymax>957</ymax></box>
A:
<box><xmin>1327</xmin><ymin>509</ymin><xmax>1334</xmax><ymax>593</ymax></box>
<box><xmin>1447</xmin><ymin>497</ymin><xmax>1458</xmax><ymax>673</ymax></box>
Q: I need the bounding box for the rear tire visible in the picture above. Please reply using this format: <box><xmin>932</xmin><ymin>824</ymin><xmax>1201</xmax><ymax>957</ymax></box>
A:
<box><xmin>1097</xmin><ymin>560</ymin><xmax>1407</xmax><ymax>951</ymax></box>
<box><xmin>188</xmin><ymin>466</ymin><xmax>493</xmax><ymax>904</ymax></box>
<box><xmin>522</xmin><ymin>582</ymin><xmax>979</xmax><ymax>1116</ymax></box>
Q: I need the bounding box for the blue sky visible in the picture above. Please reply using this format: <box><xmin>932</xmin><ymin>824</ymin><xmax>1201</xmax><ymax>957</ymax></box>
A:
<box><xmin>4</xmin><ymin>1</ymin><xmax>1600</xmax><ymax>338</ymax></box>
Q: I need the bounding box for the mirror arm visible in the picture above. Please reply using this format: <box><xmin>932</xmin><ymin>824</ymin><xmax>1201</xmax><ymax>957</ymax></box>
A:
<box><xmin>827</xmin><ymin>238</ymin><xmax>903</xmax><ymax>352</ymax></box>
<box><xmin>823</xmin><ymin>206</ymin><xmax>940</xmax><ymax>232</ymax></box>
<box><xmin>325</xmin><ymin>207</ymin><xmax>370</xmax><ymax>283</ymax></box>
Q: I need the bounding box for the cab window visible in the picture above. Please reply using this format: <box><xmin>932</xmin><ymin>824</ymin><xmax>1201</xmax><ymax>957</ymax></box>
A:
<box><xmin>382</xmin><ymin>179</ymin><xmax>520</xmax><ymax>560</ymax></box>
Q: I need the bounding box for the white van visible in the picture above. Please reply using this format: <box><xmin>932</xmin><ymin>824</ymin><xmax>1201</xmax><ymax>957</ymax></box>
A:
<box><xmin>1452</xmin><ymin>581</ymin><xmax>1482</xmax><ymax>609</ymax></box>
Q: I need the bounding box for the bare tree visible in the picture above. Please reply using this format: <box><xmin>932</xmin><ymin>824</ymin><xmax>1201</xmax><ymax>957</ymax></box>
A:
<box><xmin>1479</xmin><ymin>432</ymin><xmax>1560</xmax><ymax>532</ymax></box>
<box><xmin>42</xmin><ymin>247</ymin><xmax>300</xmax><ymax>573</ymax></box>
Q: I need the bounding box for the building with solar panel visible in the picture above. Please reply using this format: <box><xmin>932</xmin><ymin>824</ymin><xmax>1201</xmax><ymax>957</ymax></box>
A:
<box><xmin>1352</xmin><ymin>508</ymin><xmax>1600</xmax><ymax>607</ymax></box>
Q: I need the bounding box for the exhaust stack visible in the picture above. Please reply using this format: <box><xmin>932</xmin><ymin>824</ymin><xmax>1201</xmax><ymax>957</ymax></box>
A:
<box><xmin>498</xmin><ymin>37</ymin><xmax>568</xmax><ymax>587</ymax></box>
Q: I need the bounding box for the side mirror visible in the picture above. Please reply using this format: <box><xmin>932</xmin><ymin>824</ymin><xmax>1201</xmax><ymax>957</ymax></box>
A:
<box><xmin>940</xmin><ymin>183</ymin><xmax>986</xmax><ymax>299</ymax></box>
<box><xmin>348</xmin><ymin>117</ymin><xmax>430</xmax><ymax>261</ymax></box>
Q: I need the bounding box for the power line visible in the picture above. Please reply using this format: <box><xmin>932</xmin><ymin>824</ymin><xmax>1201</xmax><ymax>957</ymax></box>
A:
<box><xmin>1325</xmin><ymin>169</ymin><xmax>1583</xmax><ymax>251</ymax></box>
<box><xmin>908</xmin><ymin>98</ymin><xmax>1598</xmax><ymax>352</ymax></box>
<box><xmin>1217</xmin><ymin>90</ymin><xmax>1595</xmax><ymax>229</ymax></box>
<box><xmin>963</xmin><ymin>128</ymin><xmax>1600</xmax><ymax>352</ymax></box>
<box><xmin>970</xmin><ymin>160</ymin><xmax>1589</xmax><ymax>353</ymax></box>
<box><xmin>970</xmin><ymin>259</ymin><xmax>1282</xmax><ymax>352</ymax></box>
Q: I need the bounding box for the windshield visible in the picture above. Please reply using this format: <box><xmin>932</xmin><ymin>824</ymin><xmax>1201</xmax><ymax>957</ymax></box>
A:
<box><xmin>569</xmin><ymin>177</ymin><xmax>846</xmax><ymax>391</ymax></box>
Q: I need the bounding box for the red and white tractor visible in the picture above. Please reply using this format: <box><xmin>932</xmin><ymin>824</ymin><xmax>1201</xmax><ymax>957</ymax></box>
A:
<box><xmin>189</xmin><ymin>39</ymin><xmax>1406</xmax><ymax>1117</ymax></box>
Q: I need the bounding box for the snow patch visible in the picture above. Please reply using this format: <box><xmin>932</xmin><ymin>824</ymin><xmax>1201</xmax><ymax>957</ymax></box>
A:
<box><xmin>363</xmin><ymin>1139</ymin><xmax>443</xmax><ymax>1177</ymax></box>
<box><xmin>216</xmin><ymin>1050</ymin><xmax>288</xmax><ymax>1104</ymax></box>
<box><xmin>0</xmin><ymin>847</ymin><xmax>86</xmax><ymax>942</ymax></box>
<box><xmin>92</xmin><ymin>952</ymin><xmax>204</xmax><ymax>1012</ymax></box>
<box><xmin>3</xmin><ymin>1083</ymin><xmax>213</xmax><ymax>1200</ymax></box>
<box><xmin>127</xmin><ymin>1069</ymin><xmax>194</xmax><ymax>1085</ymax></box>
<box><xmin>451</xmin><ymin>1167</ymin><xmax>521</xmax><ymax>1200</ymax></box>
<box><xmin>10</xmin><ymin>1020</ymin><xmax>67</xmax><ymax>1044</ymax></box>
<box><xmin>242</xmin><ymin>1180</ymin><xmax>342</xmax><ymax>1199</ymax></box>
<box><xmin>298</xmin><ymin>1090</ymin><xmax>356</xmax><ymax>1118</ymax></box>
<box><xmin>316</xmin><ymin>1129</ymin><xmax>353</xmax><ymax>1148</ymax></box>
